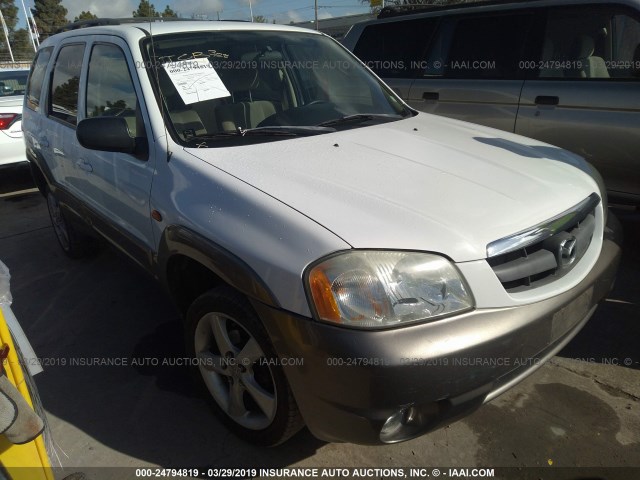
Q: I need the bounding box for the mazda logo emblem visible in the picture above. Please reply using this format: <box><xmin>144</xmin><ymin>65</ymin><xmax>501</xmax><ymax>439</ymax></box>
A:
<box><xmin>558</xmin><ymin>236</ymin><xmax>578</xmax><ymax>266</ymax></box>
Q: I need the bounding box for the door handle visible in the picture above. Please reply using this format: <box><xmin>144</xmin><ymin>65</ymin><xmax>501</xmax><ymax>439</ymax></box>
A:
<box><xmin>534</xmin><ymin>95</ymin><xmax>559</xmax><ymax>106</ymax></box>
<box><xmin>422</xmin><ymin>91</ymin><xmax>440</xmax><ymax>101</ymax></box>
<box><xmin>76</xmin><ymin>160</ymin><xmax>93</xmax><ymax>173</ymax></box>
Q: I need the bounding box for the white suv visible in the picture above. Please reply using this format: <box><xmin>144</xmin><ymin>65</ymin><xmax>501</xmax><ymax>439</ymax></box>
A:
<box><xmin>23</xmin><ymin>19</ymin><xmax>621</xmax><ymax>446</ymax></box>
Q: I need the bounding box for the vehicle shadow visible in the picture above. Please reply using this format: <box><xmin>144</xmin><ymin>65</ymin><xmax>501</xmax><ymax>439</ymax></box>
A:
<box><xmin>0</xmin><ymin>163</ymin><xmax>35</xmax><ymax>195</ymax></box>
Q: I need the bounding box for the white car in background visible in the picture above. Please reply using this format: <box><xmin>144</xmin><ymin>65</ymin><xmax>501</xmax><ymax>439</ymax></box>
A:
<box><xmin>0</xmin><ymin>68</ymin><xmax>29</xmax><ymax>168</ymax></box>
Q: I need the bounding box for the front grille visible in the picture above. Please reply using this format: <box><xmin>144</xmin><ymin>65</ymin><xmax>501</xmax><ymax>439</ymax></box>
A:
<box><xmin>486</xmin><ymin>194</ymin><xmax>599</xmax><ymax>293</ymax></box>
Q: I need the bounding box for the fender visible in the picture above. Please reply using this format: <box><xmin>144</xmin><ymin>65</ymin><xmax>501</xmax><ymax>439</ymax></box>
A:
<box><xmin>25</xmin><ymin>148</ymin><xmax>52</xmax><ymax>197</ymax></box>
<box><xmin>157</xmin><ymin>225</ymin><xmax>280</xmax><ymax>308</ymax></box>
<box><xmin>26</xmin><ymin>148</ymin><xmax>86</xmax><ymax>226</ymax></box>
<box><xmin>30</xmin><ymin>146</ymin><xmax>279</xmax><ymax>308</ymax></box>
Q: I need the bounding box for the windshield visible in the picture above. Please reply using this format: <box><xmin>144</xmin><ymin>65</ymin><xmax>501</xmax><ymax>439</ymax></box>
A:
<box><xmin>143</xmin><ymin>30</ymin><xmax>411</xmax><ymax>146</ymax></box>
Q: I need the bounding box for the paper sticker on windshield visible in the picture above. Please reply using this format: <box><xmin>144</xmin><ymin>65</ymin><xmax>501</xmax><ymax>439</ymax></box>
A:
<box><xmin>162</xmin><ymin>58</ymin><xmax>230</xmax><ymax>105</ymax></box>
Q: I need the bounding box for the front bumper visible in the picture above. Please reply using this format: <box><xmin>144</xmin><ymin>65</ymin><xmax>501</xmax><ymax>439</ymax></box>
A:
<box><xmin>253</xmin><ymin>215</ymin><xmax>622</xmax><ymax>445</ymax></box>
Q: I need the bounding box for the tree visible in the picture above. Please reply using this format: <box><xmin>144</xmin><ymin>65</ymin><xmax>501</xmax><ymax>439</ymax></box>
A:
<box><xmin>361</xmin><ymin>0</ymin><xmax>480</xmax><ymax>13</ymax></box>
<box><xmin>133</xmin><ymin>0</ymin><xmax>158</xmax><ymax>18</ymax></box>
<box><xmin>0</xmin><ymin>0</ymin><xmax>19</xmax><ymax>61</ymax></box>
<box><xmin>74</xmin><ymin>11</ymin><xmax>98</xmax><ymax>22</ymax></box>
<box><xmin>52</xmin><ymin>75</ymin><xmax>79</xmax><ymax>111</ymax></box>
<box><xmin>252</xmin><ymin>15</ymin><xmax>267</xmax><ymax>23</ymax></box>
<box><xmin>10</xmin><ymin>28</ymin><xmax>35</xmax><ymax>61</ymax></box>
<box><xmin>161</xmin><ymin>5</ymin><xmax>177</xmax><ymax>18</ymax></box>
<box><xmin>0</xmin><ymin>0</ymin><xmax>19</xmax><ymax>32</ymax></box>
<box><xmin>33</xmin><ymin>0</ymin><xmax>68</xmax><ymax>38</ymax></box>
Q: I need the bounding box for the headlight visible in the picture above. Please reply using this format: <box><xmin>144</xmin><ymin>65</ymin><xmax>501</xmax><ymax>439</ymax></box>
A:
<box><xmin>306</xmin><ymin>251</ymin><xmax>474</xmax><ymax>328</ymax></box>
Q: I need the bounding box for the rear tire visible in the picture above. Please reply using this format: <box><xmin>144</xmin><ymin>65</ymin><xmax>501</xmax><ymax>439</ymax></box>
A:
<box><xmin>45</xmin><ymin>189</ymin><xmax>97</xmax><ymax>259</ymax></box>
<box><xmin>186</xmin><ymin>286</ymin><xmax>303</xmax><ymax>446</ymax></box>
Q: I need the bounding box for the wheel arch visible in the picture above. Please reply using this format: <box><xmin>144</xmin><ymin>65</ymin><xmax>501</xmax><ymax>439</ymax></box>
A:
<box><xmin>26</xmin><ymin>149</ymin><xmax>51</xmax><ymax>197</ymax></box>
<box><xmin>158</xmin><ymin>225</ymin><xmax>280</xmax><ymax>316</ymax></box>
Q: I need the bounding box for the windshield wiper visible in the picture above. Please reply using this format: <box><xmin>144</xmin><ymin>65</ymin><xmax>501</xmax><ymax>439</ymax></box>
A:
<box><xmin>189</xmin><ymin>125</ymin><xmax>335</xmax><ymax>141</ymax></box>
<box><xmin>317</xmin><ymin>113</ymin><xmax>404</xmax><ymax>128</ymax></box>
<box><xmin>240</xmin><ymin>125</ymin><xmax>336</xmax><ymax>136</ymax></box>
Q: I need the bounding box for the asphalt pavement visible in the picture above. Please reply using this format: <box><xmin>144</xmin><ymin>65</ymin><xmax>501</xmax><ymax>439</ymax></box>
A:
<box><xmin>0</xmin><ymin>164</ymin><xmax>639</xmax><ymax>480</ymax></box>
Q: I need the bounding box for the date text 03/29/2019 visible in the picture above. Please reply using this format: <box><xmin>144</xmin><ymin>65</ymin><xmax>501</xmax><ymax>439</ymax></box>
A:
<box><xmin>134</xmin><ymin>467</ymin><xmax>496</xmax><ymax>478</ymax></box>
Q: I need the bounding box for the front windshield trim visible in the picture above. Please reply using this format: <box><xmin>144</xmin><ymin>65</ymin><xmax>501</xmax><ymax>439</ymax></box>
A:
<box><xmin>141</xmin><ymin>29</ymin><xmax>412</xmax><ymax>148</ymax></box>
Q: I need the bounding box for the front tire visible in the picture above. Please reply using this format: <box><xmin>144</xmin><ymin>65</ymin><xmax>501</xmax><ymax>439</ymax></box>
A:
<box><xmin>186</xmin><ymin>287</ymin><xmax>303</xmax><ymax>446</ymax></box>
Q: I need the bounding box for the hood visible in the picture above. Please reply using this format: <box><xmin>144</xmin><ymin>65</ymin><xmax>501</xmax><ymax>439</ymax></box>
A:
<box><xmin>186</xmin><ymin>114</ymin><xmax>599</xmax><ymax>262</ymax></box>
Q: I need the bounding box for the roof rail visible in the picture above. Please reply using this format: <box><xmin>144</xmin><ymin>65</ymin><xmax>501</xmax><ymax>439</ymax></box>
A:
<box><xmin>377</xmin><ymin>0</ymin><xmax>541</xmax><ymax>19</ymax></box>
<box><xmin>54</xmin><ymin>17</ymin><xmax>207</xmax><ymax>34</ymax></box>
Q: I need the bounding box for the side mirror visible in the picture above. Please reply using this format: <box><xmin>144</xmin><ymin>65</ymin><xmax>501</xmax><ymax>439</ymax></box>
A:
<box><xmin>76</xmin><ymin>117</ymin><xmax>137</xmax><ymax>154</ymax></box>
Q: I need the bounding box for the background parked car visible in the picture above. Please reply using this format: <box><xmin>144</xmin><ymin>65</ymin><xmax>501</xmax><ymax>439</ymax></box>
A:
<box><xmin>0</xmin><ymin>68</ymin><xmax>29</xmax><ymax>169</ymax></box>
<box><xmin>343</xmin><ymin>0</ymin><xmax>640</xmax><ymax>204</ymax></box>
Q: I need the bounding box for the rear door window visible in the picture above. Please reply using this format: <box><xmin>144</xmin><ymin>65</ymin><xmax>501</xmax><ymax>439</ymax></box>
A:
<box><xmin>613</xmin><ymin>11</ymin><xmax>640</xmax><ymax>75</ymax></box>
<box><xmin>538</xmin><ymin>6</ymin><xmax>640</xmax><ymax>79</ymax></box>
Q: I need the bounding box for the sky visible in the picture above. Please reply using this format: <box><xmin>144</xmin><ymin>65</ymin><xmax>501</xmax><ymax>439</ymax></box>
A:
<box><xmin>14</xmin><ymin>0</ymin><xmax>372</xmax><ymax>29</ymax></box>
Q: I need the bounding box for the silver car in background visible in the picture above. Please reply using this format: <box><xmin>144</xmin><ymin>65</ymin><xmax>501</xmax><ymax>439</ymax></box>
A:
<box><xmin>343</xmin><ymin>0</ymin><xmax>640</xmax><ymax>204</ymax></box>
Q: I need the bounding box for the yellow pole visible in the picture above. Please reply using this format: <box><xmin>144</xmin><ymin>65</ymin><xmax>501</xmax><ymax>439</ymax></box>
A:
<box><xmin>0</xmin><ymin>307</ymin><xmax>53</xmax><ymax>479</ymax></box>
